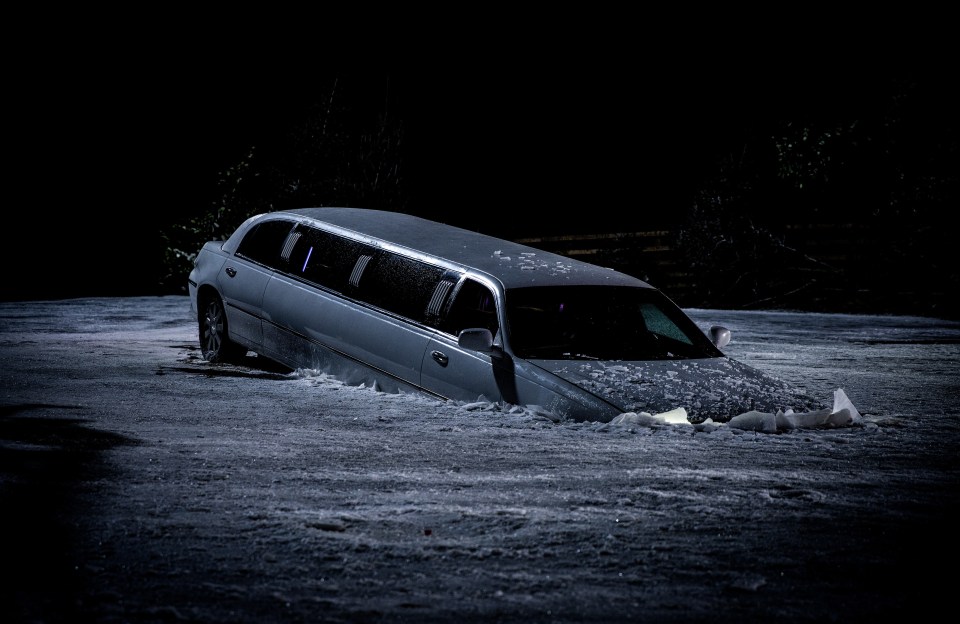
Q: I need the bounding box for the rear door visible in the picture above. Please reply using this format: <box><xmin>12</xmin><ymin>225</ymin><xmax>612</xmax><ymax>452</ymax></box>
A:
<box><xmin>263</xmin><ymin>226</ymin><xmax>443</xmax><ymax>389</ymax></box>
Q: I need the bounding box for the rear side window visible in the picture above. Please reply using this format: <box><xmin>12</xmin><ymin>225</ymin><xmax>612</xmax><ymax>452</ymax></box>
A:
<box><xmin>287</xmin><ymin>225</ymin><xmax>373</xmax><ymax>292</ymax></box>
<box><xmin>235</xmin><ymin>220</ymin><xmax>294</xmax><ymax>268</ymax></box>
<box><xmin>360</xmin><ymin>253</ymin><xmax>445</xmax><ymax>323</ymax></box>
<box><xmin>284</xmin><ymin>225</ymin><xmax>446</xmax><ymax>325</ymax></box>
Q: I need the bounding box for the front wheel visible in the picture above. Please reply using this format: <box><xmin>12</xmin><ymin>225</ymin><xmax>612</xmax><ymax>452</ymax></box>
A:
<box><xmin>199</xmin><ymin>295</ymin><xmax>246</xmax><ymax>362</ymax></box>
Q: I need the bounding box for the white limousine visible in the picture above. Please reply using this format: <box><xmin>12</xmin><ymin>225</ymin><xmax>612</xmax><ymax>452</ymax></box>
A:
<box><xmin>188</xmin><ymin>207</ymin><xmax>823</xmax><ymax>423</ymax></box>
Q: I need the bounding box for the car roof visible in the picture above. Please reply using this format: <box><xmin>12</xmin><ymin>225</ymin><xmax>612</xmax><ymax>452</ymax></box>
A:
<box><xmin>275</xmin><ymin>207</ymin><xmax>653</xmax><ymax>290</ymax></box>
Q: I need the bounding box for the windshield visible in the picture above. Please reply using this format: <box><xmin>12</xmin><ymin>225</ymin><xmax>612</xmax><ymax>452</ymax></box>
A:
<box><xmin>505</xmin><ymin>286</ymin><xmax>723</xmax><ymax>361</ymax></box>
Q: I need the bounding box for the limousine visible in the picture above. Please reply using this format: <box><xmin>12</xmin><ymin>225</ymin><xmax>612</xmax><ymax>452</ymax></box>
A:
<box><xmin>187</xmin><ymin>207</ymin><xmax>823</xmax><ymax>423</ymax></box>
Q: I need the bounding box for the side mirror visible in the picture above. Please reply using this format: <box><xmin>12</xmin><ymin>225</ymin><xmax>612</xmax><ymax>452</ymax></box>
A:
<box><xmin>709</xmin><ymin>325</ymin><xmax>731</xmax><ymax>349</ymax></box>
<box><xmin>458</xmin><ymin>328</ymin><xmax>496</xmax><ymax>353</ymax></box>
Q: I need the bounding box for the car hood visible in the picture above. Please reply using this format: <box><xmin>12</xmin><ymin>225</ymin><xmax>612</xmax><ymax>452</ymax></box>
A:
<box><xmin>532</xmin><ymin>356</ymin><xmax>824</xmax><ymax>423</ymax></box>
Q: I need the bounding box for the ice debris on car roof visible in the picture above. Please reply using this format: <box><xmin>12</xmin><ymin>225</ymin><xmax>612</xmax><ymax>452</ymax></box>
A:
<box><xmin>492</xmin><ymin>250</ymin><xmax>573</xmax><ymax>275</ymax></box>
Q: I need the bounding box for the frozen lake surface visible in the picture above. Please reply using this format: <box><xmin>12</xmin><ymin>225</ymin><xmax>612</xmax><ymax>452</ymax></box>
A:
<box><xmin>1</xmin><ymin>296</ymin><xmax>958</xmax><ymax>622</ymax></box>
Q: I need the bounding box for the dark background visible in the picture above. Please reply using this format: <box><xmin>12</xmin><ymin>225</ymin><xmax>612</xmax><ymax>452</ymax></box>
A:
<box><xmin>5</xmin><ymin>40</ymin><xmax>957</xmax><ymax>318</ymax></box>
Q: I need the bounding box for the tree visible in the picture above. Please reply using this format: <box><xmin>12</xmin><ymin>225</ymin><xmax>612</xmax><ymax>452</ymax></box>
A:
<box><xmin>672</xmin><ymin>75</ymin><xmax>959</xmax><ymax>317</ymax></box>
<box><xmin>160</xmin><ymin>78</ymin><xmax>406</xmax><ymax>293</ymax></box>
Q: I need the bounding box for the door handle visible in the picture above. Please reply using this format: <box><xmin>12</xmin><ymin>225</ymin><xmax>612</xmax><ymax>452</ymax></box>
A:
<box><xmin>225</xmin><ymin>267</ymin><xmax>237</xmax><ymax>278</ymax></box>
<box><xmin>431</xmin><ymin>350</ymin><xmax>449</xmax><ymax>366</ymax></box>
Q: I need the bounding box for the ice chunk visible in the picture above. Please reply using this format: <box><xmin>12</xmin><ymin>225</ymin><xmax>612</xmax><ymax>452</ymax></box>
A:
<box><xmin>832</xmin><ymin>388</ymin><xmax>863</xmax><ymax>423</ymax></box>
<box><xmin>656</xmin><ymin>406</ymin><xmax>689</xmax><ymax>424</ymax></box>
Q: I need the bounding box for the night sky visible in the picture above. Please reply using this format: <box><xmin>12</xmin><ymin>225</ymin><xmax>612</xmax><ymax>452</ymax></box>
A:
<box><xmin>4</xmin><ymin>37</ymin><xmax>955</xmax><ymax>303</ymax></box>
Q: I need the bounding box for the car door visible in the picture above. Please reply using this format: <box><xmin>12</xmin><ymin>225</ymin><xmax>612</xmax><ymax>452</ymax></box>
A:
<box><xmin>420</xmin><ymin>277</ymin><xmax>508</xmax><ymax>404</ymax></box>
<box><xmin>262</xmin><ymin>230</ymin><xmax>441</xmax><ymax>391</ymax></box>
<box><xmin>217</xmin><ymin>219</ymin><xmax>293</xmax><ymax>347</ymax></box>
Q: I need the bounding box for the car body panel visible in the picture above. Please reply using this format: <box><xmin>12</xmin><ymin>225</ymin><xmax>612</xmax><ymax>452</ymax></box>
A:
<box><xmin>260</xmin><ymin>272</ymin><xmax>432</xmax><ymax>387</ymax></box>
<box><xmin>218</xmin><ymin>255</ymin><xmax>271</xmax><ymax>348</ymax></box>
<box><xmin>420</xmin><ymin>334</ymin><xmax>505</xmax><ymax>404</ymax></box>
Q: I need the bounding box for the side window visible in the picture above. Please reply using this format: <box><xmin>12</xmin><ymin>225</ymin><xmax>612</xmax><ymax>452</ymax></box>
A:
<box><xmin>423</xmin><ymin>275</ymin><xmax>459</xmax><ymax>328</ymax></box>
<box><xmin>235</xmin><ymin>220</ymin><xmax>294</xmax><ymax>269</ymax></box>
<box><xmin>442</xmin><ymin>278</ymin><xmax>499</xmax><ymax>337</ymax></box>
<box><xmin>359</xmin><ymin>253</ymin><xmax>445</xmax><ymax>323</ymax></box>
<box><xmin>287</xmin><ymin>226</ymin><xmax>373</xmax><ymax>292</ymax></box>
<box><xmin>640</xmin><ymin>303</ymin><xmax>694</xmax><ymax>345</ymax></box>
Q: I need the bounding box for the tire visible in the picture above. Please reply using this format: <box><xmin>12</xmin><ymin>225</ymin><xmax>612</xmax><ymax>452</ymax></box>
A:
<box><xmin>199</xmin><ymin>295</ymin><xmax>246</xmax><ymax>362</ymax></box>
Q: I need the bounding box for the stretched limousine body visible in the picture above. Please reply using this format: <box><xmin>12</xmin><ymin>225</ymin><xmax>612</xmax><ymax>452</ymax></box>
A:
<box><xmin>188</xmin><ymin>208</ymin><xmax>822</xmax><ymax>423</ymax></box>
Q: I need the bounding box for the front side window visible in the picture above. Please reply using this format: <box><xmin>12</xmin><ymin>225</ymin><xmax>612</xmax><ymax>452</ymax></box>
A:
<box><xmin>442</xmin><ymin>278</ymin><xmax>499</xmax><ymax>338</ymax></box>
<box><xmin>505</xmin><ymin>286</ymin><xmax>722</xmax><ymax>361</ymax></box>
